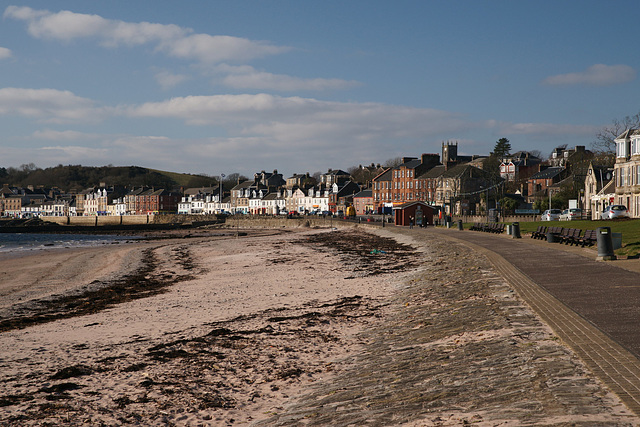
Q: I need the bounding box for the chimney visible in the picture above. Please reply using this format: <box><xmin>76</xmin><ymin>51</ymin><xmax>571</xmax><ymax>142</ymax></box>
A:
<box><xmin>421</xmin><ymin>153</ymin><xmax>440</xmax><ymax>168</ymax></box>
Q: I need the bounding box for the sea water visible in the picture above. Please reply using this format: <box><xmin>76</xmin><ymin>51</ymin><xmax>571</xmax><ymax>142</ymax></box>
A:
<box><xmin>0</xmin><ymin>233</ymin><xmax>133</xmax><ymax>253</ymax></box>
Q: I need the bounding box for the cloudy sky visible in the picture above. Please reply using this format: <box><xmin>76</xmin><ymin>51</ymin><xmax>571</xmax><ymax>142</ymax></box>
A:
<box><xmin>2</xmin><ymin>1</ymin><xmax>639</xmax><ymax>176</ymax></box>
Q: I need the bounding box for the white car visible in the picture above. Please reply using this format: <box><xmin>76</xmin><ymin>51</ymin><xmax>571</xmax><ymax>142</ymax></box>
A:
<box><xmin>600</xmin><ymin>205</ymin><xmax>630</xmax><ymax>220</ymax></box>
<box><xmin>560</xmin><ymin>208</ymin><xmax>582</xmax><ymax>221</ymax></box>
<box><xmin>541</xmin><ymin>209</ymin><xmax>562</xmax><ymax>221</ymax></box>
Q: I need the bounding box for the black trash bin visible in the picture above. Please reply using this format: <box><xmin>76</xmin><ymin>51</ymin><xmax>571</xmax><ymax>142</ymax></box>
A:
<box><xmin>596</xmin><ymin>227</ymin><xmax>616</xmax><ymax>260</ymax></box>
<box><xmin>512</xmin><ymin>222</ymin><xmax>521</xmax><ymax>238</ymax></box>
<box><xmin>457</xmin><ymin>220</ymin><xmax>463</xmax><ymax>231</ymax></box>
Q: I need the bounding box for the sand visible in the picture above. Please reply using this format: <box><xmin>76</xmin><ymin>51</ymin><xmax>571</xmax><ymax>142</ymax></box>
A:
<box><xmin>0</xmin><ymin>226</ymin><xmax>638</xmax><ymax>426</ymax></box>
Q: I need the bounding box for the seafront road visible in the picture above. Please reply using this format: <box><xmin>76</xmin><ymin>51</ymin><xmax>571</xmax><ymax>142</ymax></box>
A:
<box><xmin>406</xmin><ymin>225</ymin><xmax>640</xmax><ymax>416</ymax></box>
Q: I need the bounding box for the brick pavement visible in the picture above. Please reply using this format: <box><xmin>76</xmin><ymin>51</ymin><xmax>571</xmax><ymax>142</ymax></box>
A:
<box><xmin>418</xmin><ymin>226</ymin><xmax>640</xmax><ymax>416</ymax></box>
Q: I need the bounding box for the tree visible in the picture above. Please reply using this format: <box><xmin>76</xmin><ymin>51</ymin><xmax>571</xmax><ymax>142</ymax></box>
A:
<box><xmin>383</xmin><ymin>157</ymin><xmax>403</xmax><ymax>168</ymax></box>
<box><xmin>482</xmin><ymin>156</ymin><xmax>501</xmax><ymax>177</ymax></box>
<box><xmin>492</xmin><ymin>138</ymin><xmax>511</xmax><ymax>159</ymax></box>
<box><xmin>593</xmin><ymin>112</ymin><xmax>640</xmax><ymax>154</ymax></box>
<box><xmin>529</xmin><ymin>150</ymin><xmax>543</xmax><ymax>160</ymax></box>
<box><xmin>499</xmin><ymin>196</ymin><xmax>519</xmax><ymax>215</ymax></box>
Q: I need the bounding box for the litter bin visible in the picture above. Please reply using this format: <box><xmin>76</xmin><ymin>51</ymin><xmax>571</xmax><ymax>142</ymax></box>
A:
<box><xmin>512</xmin><ymin>222</ymin><xmax>521</xmax><ymax>239</ymax></box>
<box><xmin>597</xmin><ymin>227</ymin><xmax>616</xmax><ymax>260</ymax></box>
<box><xmin>612</xmin><ymin>232</ymin><xmax>622</xmax><ymax>250</ymax></box>
<box><xmin>546</xmin><ymin>232</ymin><xmax>559</xmax><ymax>243</ymax></box>
<box><xmin>457</xmin><ymin>220</ymin><xmax>463</xmax><ymax>231</ymax></box>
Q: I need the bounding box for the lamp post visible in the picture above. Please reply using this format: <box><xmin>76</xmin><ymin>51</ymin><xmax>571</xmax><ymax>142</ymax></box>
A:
<box><xmin>486</xmin><ymin>187</ymin><xmax>490</xmax><ymax>223</ymax></box>
<box><xmin>219</xmin><ymin>174</ymin><xmax>225</xmax><ymax>214</ymax></box>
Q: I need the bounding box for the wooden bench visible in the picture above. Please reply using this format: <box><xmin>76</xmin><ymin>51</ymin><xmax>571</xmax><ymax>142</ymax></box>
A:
<box><xmin>560</xmin><ymin>228</ymin><xmax>581</xmax><ymax>245</ymax></box>
<box><xmin>531</xmin><ymin>225</ymin><xmax>547</xmax><ymax>239</ymax></box>
<box><xmin>544</xmin><ymin>226</ymin><xmax>562</xmax><ymax>243</ymax></box>
<box><xmin>575</xmin><ymin>229</ymin><xmax>597</xmax><ymax>247</ymax></box>
<box><xmin>487</xmin><ymin>223</ymin><xmax>504</xmax><ymax>233</ymax></box>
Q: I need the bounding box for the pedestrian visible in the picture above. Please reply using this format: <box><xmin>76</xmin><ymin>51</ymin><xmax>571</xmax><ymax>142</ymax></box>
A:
<box><xmin>409</xmin><ymin>216</ymin><xmax>414</xmax><ymax>229</ymax></box>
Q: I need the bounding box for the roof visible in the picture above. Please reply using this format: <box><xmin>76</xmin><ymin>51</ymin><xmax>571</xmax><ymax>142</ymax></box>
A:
<box><xmin>598</xmin><ymin>178</ymin><xmax>616</xmax><ymax>196</ymax></box>
<box><xmin>590</xmin><ymin>164</ymin><xmax>614</xmax><ymax>183</ymax></box>
<box><xmin>372</xmin><ymin>168</ymin><xmax>392</xmax><ymax>181</ymax></box>
<box><xmin>529</xmin><ymin>167</ymin><xmax>564</xmax><ymax>180</ymax></box>
<box><xmin>441</xmin><ymin>164</ymin><xmax>472</xmax><ymax>178</ymax></box>
<box><xmin>324</xmin><ymin>169</ymin><xmax>349</xmax><ymax>176</ymax></box>
<box><xmin>262</xmin><ymin>193</ymin><xmax>283</xmax><ymax>200</ymax></box>
<box><xmin>392</xmin><ymin>201</ymin><xmax>435</xmax><ymax>210</ymax></box>
<box><xmin>184</xmin><ymin>186</ymin><xmax>217</xmax><ymax>195</ymax></box>
<box><xmin>417</xmin><ymin>164</ymin><xmax>446</xmax><ymax>179</ymax></box>
<box><xmin>549</xmin><ymin>176</ymin><xmax>574</xmax><ymax>188</ymax></box>
<box><xmin>231</xmin><ymin>180</ymin><xmax>253</xmax><ymax>190</ymax></box>
<box><xmin>353</xmin><ymin>189</ymin><xmax>372</xmax><ymax>198</ymax></box>
<box><xmin>398</xmin><ymin>159</ymin><xmax>422</xmax><ymax>169</ymax></box>
<box><xmin>616</xmin><ymin>129</ymin><xmax>640</xmax><ymax>140</ymax></box>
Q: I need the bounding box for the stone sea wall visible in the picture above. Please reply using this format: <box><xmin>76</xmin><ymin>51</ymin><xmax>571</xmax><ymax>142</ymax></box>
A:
<box><xmin>46</xmin><ymin>215</ymin><xmax>154</xmax><ymax>226</ymax></box>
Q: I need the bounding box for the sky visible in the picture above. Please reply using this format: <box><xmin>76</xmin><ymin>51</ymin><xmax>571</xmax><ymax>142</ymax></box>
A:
<box><xmin>1</xmin><ymin>1</ymin><xmax>639</xmax><ymax>177</ymax></box>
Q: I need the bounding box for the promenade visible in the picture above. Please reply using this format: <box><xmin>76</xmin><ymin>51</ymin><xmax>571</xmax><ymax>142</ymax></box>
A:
<box><xmin>421</xmin><ymin>225</ymin><xmax>640</xmax><ymax>416</ymax></box>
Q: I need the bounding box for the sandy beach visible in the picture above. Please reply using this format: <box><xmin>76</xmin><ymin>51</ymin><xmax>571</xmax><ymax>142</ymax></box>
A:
<box><xmin>0</xmin><ymin>226</ymin><xmax>638</xmax><ymax>426</ymax></box>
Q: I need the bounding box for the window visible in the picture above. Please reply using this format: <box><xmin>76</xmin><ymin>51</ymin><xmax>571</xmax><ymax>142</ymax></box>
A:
<box><xmin>617</xmin><ymin>140</ymin><xmax>630</xmax><ymax>158</ymax></box>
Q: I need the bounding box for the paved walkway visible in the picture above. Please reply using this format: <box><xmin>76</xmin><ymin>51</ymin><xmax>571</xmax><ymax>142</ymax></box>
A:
<box><xmin>405</xmin><ymin>226</ymin><xmax>640</xmax><ymax>415</ymax></box>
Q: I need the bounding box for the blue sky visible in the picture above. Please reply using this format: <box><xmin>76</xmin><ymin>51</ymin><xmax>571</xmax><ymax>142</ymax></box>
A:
<box><xmin>1</xmin><ymin>1</ymin><xmax>639</xmax><ymax>176</ymax></box>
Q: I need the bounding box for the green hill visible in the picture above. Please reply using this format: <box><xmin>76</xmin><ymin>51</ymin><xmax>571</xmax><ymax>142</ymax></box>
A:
<box><xmin>0</xmin><ymin>164</ymin><xmax>217</xmax><ymax>192</ymax></box>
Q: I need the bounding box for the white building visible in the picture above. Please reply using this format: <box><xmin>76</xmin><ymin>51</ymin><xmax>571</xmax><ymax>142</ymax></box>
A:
<box><xmin>178</xmin><ymin>195</ymin><xmax>205</xmax><ymax>214</ymax></box>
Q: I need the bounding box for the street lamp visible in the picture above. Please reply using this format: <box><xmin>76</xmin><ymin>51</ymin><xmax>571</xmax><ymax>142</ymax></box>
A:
<box><xmin>219</xmin><ymin>174</ymin><xmax>225</xmax><ymax>214</ymax></box>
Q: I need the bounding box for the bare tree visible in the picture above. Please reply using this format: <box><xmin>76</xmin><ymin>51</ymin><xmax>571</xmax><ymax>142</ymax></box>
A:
<box><xmin>529</xmin><ymin>149</ymin><xmax>543</xmax><ymax>159</ymax></box>
<box><xmin>383</xmin><ymin>157</ymin><xmax>403</xmax><ymax>168</ymax></box>
<box><xmin>593</xmin><ymin>112</ymin><xmax>640</xmax><ymax>154</ymax></box>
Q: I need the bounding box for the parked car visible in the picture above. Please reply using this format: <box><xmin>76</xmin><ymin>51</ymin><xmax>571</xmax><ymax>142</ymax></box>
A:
<box><xmin>600</xmin><ymin>205</ymin><xmax>630</xmax><ymax>220</ymax></box>
<box><xmin>541</xmin><ymin>209</ymin><xmax>562</xmax><ymax>221</ymax></box>
<box><xmin>560</xmin><ymin>208</ymin><xmax>582</xmax><ymax>221</ymax></box>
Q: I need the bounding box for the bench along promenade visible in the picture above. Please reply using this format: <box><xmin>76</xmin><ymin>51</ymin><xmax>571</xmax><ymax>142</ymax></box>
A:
<box><xmin>420</xmin><ymin>224</ymin><xmax>640</xmax><ymax>416</ymax></box>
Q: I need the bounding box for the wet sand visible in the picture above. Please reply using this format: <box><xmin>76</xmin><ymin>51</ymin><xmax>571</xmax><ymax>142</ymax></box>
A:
<box><xmin>0</xmin><ymin>227</ymin><xmax>638</xmax><ymax>426</ymax></box>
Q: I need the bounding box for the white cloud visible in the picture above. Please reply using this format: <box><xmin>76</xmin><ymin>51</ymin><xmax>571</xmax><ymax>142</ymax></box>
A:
<box><xmin>4</xmin><ymin>5</ymin><xmax>289</xmax><ymax>64</ymax></box>
<box><xmin>0</xmin><ymin>47</ymin><xmax>12</xmax><ymax>59</ymax></box>
<box><xmin>0</xmin><ymin>87</ymin><xmax>106</xmax><ymax>123</ymax></box>
<box><xmin>221</xmin><ymin>67</ymin><xmax>361</xmax><ymax>91</ymax></box>
<box><xmin>32</xmin><ymin>129</ymin><xmax>102</xmax><ymax>140</ymax></box>
<box><xmin>160</xmin><ymin>34</ymin><xmax>289</xmax><ymax>64</ymax></box>
<box><xmin>488</xmin><ymin>120</ymin><xmax>599</xmax><ymax>137</ymax></box>
<box><xmin>542</xmin><ymin>64</ymin><xmax>636</xmax><ymax>86</ymax></box>
<box><xmin>154</xmin><ymin>70</ymin><xmax>188</xmax><ymax>90</ymax></box>
<box><xmin>30</xmin><ymin>136</ymin><xmax>182</xmax><ymax>169</ymax></box>
<box><xmin>2</xmin><ymin>90</ymin><xmax>596</xmax><ymax>174</ymax></box>
<box><xmin>40</xmin><ymin>145</ymin><xmax>109</xmax><ymax>160</ymax></box>
<box><xmin>125</xmin><ymin>94</ymin><xmax>470</xmax><ymax>141</ymax></box>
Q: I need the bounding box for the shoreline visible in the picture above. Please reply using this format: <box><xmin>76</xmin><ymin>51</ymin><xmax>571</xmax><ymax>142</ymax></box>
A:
<box><xmin>0</xmin><ymin>227</ymin><xmax>638</xmax><ymax>425</ymax></box>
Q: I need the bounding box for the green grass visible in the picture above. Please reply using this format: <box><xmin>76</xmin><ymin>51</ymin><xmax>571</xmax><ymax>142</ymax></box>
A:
<box><xmin>148</xmin><ymin>169</ymin><xmax>216</xmax><ymax>187</ymax></box>
<box><xmin>467</xmin><ymin>218</ymin><xmax>640</xmax><ymax>257</ymax></box>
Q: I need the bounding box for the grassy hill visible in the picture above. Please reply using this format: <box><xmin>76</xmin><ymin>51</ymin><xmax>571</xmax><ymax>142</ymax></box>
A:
<box><xmin>147</xmin><ymin>169</ymin><xmax>218</xmax><ymax>188</ymax></box>
<box><xmin>0</xmin><ymin>165</ymin><xmax>216</xmax><ymax>192</ymax></box>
